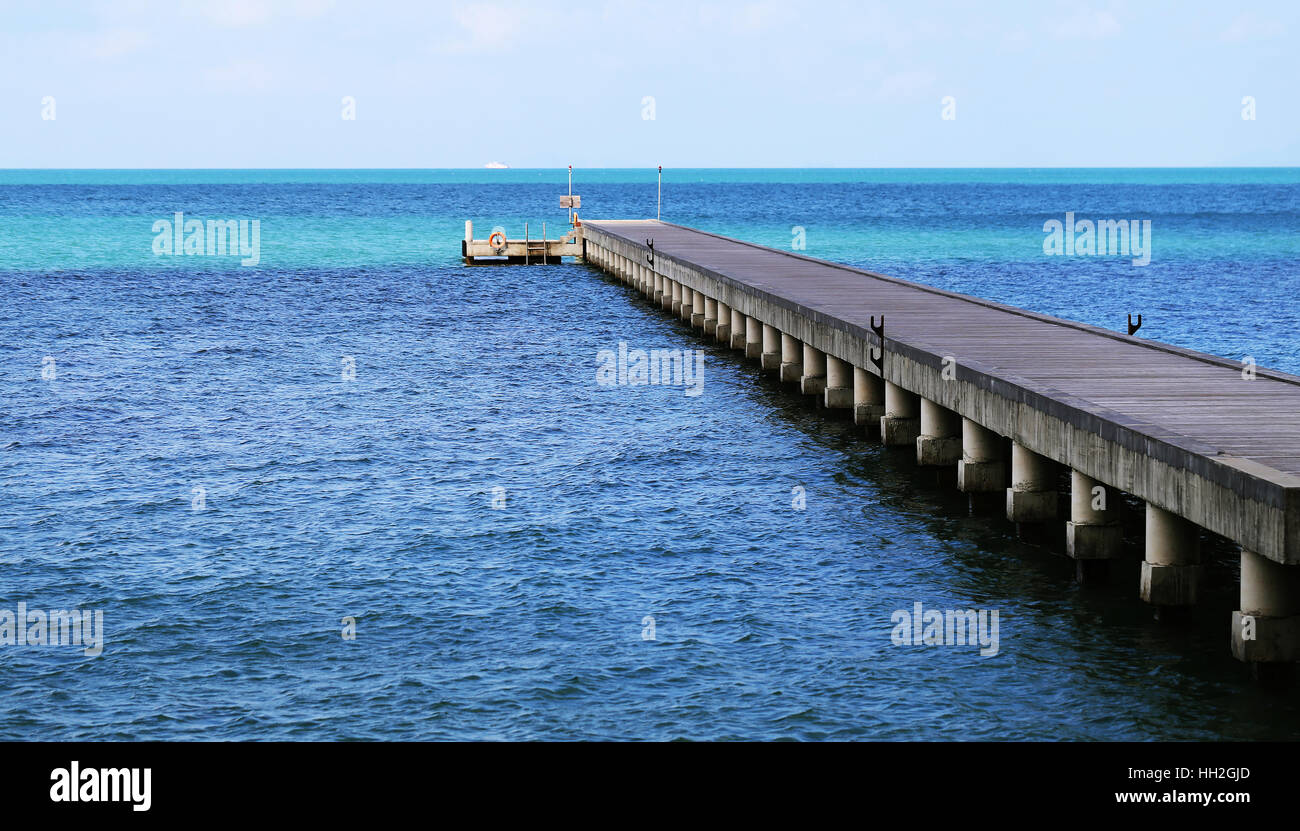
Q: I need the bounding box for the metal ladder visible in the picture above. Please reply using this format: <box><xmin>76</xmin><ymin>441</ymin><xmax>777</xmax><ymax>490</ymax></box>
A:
<box><xmin>524</xmin><ymin>222</ymin><xmax>548</xmax><ymax>264</ymax></box>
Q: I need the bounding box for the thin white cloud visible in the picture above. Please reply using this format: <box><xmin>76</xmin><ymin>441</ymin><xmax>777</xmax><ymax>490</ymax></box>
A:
<box><xmin>878</xmin><ymin>69</ymin><xmax>936</xmax><ymax>98</ymax></box>
<box><xmin>1048</xmin><ymin>9</ymin><xmax>1121</xmax><ymax>39</ymax></box>
<box><xmin>186</xmin><ymin>0</ymin><xmax>333</xmax><ymax>28</ymax></box>
<box><xmin>736</xmin><ymin>1</ymin><xmax>781</xmax><ymax>31</ymax></box>
<box><xmin>1221</xmin><ymin>13</ymin><xmax>1283</xmax><ymax>43</ymax></box>
<box><xmin>437</xmin><ymin>3</ymin><xmax>533</xmax><ymax>54</ymax></box>
<box><xmin>287</xmin><ymin>0</ymin><xmax>335</xmax><ymax>18</ymax></box>
<box><xmin>203</xmin><ymin>60</ymin><xmax>273</xmax><ymax>90</ymax></box>
<box><xmin>197</xmin><ymin>0</ymin><xmax>275</xmax><ymax>27</ymax></box>
<box><xmin>1002</xmin><ymin>28</ymin><xmax>1030</xmax><ymax>48</ymax></box>
<box><xmin>90</xmin><ymin>28</ymin><xmax>150</xmax><ymax>58</ymax></box>
<box><xmin>696</xmin><ymin>1</ymin><xmax>783</xmax><ymax>33</ymax></box>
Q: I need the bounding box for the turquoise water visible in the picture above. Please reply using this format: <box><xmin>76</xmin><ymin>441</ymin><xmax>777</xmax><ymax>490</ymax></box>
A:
<box><xmin>2</xmin><ymin>169</ymin><xmax>1299</xmax><ymax>739</ymax></box>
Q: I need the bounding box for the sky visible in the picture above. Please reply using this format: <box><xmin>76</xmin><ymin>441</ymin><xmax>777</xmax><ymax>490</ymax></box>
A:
<box><xmin>1</xmin><ymin>0</ymin><xmax>1297</xmax><ymax>168</ymax></box>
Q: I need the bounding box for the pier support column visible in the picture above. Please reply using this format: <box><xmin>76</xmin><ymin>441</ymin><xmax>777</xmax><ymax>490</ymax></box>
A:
<box><xmin>957</xmin><ymin>419</ymin><xmax>1003</xmax><ymax>493</ymax></box>
<box><xmin>880</xmin><ymin>382</ymin><xmax>920</xmax><ymax>446</ymax></box>
<box><xmin>691</xmin><ymin>290</ymin><xmax>706</xmax><ymax>328</ymax></box>
<box><xmin>746</xmin><ymin>317</ymin><xmax>764</xmax><ymax>360</ymax></box>
<box><xmin>779</xmin><ymin>334</ymin><xmax>803</xmax><ymax>383</ymax></box>
<box><xmin>917</xmin><ymin>399</ymin><xmax>961</xmax><ymax>466</ymax></box>
<box><xmin>1066</xmin><ymin>471</ymin><xmax>1123</xmax><ymax>583</ymax></box>
<box><xmin>1006</xmin><ymin>443</ymin><xmax>1057</xmax><ymax>524</ymax></box>
<box><xmin>800</xmin><ymin>343</ymin><xmax>826</xmax><ymax>396</ymax></box>
<box><xmin>824</xmin><ymin>357</ymin><xmax>852</xmax><ymax>410</ymax></box>
<box><xmin>704</xmin><ymin>297</ymin><xmax>718</xmax><ymax>335</ymax></box>
<box><xmin>653</xmin><ymin>274</ymin><xmax>664</xmax><ymax>306</ymax></box>
<box><xmin>1140</xmin><ymin>505</ymin><xmax>1202</xmax><ymax>610</ymax></box>
<box><xmin>853</xmin><ymin>368</ymin><xmax>885</xmax><ymax>433</ymax></box>
<box><xmin>1233</xmin><ymin>550</ymin><xmax>1300</xmax><ymax>676</ymax></box>
<box><xmin>715</xmin><ymin>301</ymin><xmax>731</xmax><ymax>343</ymax></box>
<box><xmin>681</xmin><ymin>288</ymin><xmax>694</xmax><ymax>322</ymax></box>
<box><xmin>730</xmin><ymin>309</ymin><xmax>746</xmax><ymax>350</ymax></box>
<box><xmin>661</xmin><ymin>278</ymin><xmax>673</xmax><ymax>312</ymax></box>
<box><xmin>670</xmin><ymin>281</ymin><xmax>682</xmax><ymax>315</ymax></box>
<box><xmin>760</xmin><ymin>324</ymin><xmax>780</xmax><ymax>371</ymax></box>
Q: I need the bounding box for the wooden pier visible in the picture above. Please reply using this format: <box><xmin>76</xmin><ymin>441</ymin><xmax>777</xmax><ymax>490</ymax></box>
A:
<box><xmin>580</xmin><ymin>218</ymin><xmax>1300</xmax><ymax>677</ymax></box>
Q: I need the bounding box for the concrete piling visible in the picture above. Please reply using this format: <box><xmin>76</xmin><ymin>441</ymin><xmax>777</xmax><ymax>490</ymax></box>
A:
<box><xmin>730</xmin><ymin>309</ymin><xmax>746</xmax><ymax>350</ymax></box>
<box><xmin>761</xmin><ymin>324</ymin><xmax>780</xmax><ymax>371</ymax></box>
<box><xmin>1140</xmin><ymin>504</ymin><xmax>1202</xmax><ymax>610</ymax></box>
<box><xmin>800</xmin><ymin>343</ymin><xmax>827</xmax><ymax>397</ymax></box>
<box><xmin>745</xmin><ymin>316</ymin><xmax>763</xmax><ymax>359</ymax></box>
<box><xmin>853</xmin><ymin>367</ymin><xmax>885</xmax><ymax>433</ymax></box>
<box><xmin>917</xmin><ymin>399</ymin><xmax>962</xmax><ymax>466</ymax></box>
<box><xmin>1066</xmin><ymin>471</ymin><xmax>1123</xmax><ymax>583</ymax></box>
<box><xmin>1233</xmin><ymin>549</ymin><xmax>1300</xmax><ymax>675</ymax></box>
<box><xmin>1006</xmin><ymin>442</ymin><xmax>1057</xmax><ymax>524</ymax></box>
<box><xmin>880</xmin><ymin>381</ymin><xmax>920</xmax><ymax>446</ymax></box>
<box><xmin>957</xmin><ymin>418</ymin><xmax>1004</xmax><ymax>494</ymax></box>
<box><xmin>825</xmin><ymin>356</ymin><xmax>853</xmax><ymax>410</ymax></box>
<box><xmin>779</xmin><ymin>333</ymin><xmax>803</xmax><ymax>383</ymax></box>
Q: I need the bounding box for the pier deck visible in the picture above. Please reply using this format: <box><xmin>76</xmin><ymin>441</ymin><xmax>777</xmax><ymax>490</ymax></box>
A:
<box><xmin>581</xmin><ymin>218</ymin><xmax>1300</xmax><ymax>669</ymax></box>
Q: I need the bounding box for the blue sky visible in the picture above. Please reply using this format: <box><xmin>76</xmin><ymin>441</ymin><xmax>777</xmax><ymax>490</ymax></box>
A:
<box><xmin>2</xmin><ymin>0</ymin><xmax>1297</xmax><ymax>167</ymax></box>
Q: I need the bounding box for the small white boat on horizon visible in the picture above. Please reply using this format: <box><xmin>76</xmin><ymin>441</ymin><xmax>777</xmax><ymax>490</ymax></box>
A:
<box><xmin>484</xmin><ymin>161</ymin><xmax>509</xmax><ymax>169</ymax></box>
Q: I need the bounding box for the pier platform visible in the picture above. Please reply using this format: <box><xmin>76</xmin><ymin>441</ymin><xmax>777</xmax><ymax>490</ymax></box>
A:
<box><xmin>462</xmin><ymin>220</ymin><xmax>581</xmax><ymax>264</ymax></box>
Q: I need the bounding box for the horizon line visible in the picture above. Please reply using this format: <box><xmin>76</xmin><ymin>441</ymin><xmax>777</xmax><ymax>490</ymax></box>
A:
<box><xmin>4</xmin><ymin>165</ymin><xmax>1300</xmax><ymax>172</ymax></box>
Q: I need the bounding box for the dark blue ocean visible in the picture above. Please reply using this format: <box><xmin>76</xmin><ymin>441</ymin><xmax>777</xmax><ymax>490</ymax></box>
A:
<box><xmin>3</xmin><ymin>169</ymin><xmax>1299</xmax><ymax>740</ymax></box>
